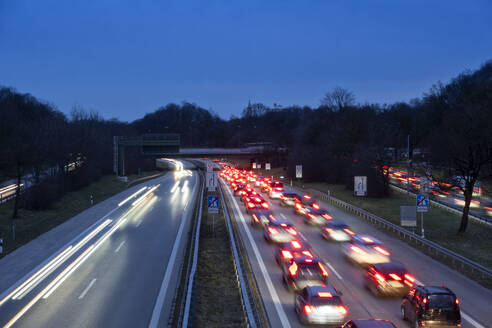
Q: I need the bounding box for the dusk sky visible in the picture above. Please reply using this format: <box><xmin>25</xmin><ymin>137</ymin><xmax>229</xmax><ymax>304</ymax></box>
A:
<box><xmin>1</xmin><ymin>0</ymin><xmax>491</xmax><ymax>122</ymax></box>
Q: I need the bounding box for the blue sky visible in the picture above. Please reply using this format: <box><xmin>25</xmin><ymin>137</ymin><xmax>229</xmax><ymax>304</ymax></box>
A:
<box><xmin>1</xmin><ymin>0</ymin><xmax>491</xmax><ymax>121</ymax></box>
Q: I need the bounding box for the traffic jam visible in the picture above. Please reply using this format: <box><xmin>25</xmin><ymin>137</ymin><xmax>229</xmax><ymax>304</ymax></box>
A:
<box><xmin>387</xmin><ymin>167</ymin><xmax>492</xmax><ymax>218</ymax></box>
<box><xmin>220</xmin><ymin>165</ymin><xmax>463</xmax><ymax>328</ymax></box>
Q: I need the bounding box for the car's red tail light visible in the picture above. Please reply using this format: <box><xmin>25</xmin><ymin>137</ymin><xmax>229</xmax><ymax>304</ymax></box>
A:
<box><xmin>268</xmin><ymin>227</ymin><xmax>278</xmax><ymax>235</ymax></box>
<box><xmin>322</xmin><ymin>214</ymin><xmax>332</xmax><ymax>220</ymax></box>
<box><xmin>373</xmin><ymin>246</ymin><xmax>390</xmax><ymax>256</ymax></box>
<box><xmin>247</xmin><ymin>202</ymin><xmax>255</xmax><ymax>209</ymax></box>
<box><xmin>281</xmin><ymin>250</ymin><xmax>293</xmax><ymax>260</ymax></box>
<box><xmin>295</xmin><ymin>203</ymin><xmax>302</xmax><ymax>209</ymax></box>
<box><xmin>318</xmin><ymin>263</ymin><xmax>329</xmax><ymax>277</ymax></box>
<box><xmin>302</xmin><ymin>250</ymin><xmax>313</xmax><ymax>257</ymax></box>
<box><xmin>423</xmin><ymin>297</ymin><xmax>428</xmax><ymax>304</ymax></box>
<box><xmin>312</xmin><ymin>203</ymin><xmax>320</xmax><ymax>209</ymax></box>
<box><xmin>343</xmin><ymin>228</ymin><xmax>355</xmax><ymax>235</ymax></box>
<box><xmin>261</xmin><ymin>202</ymin><xmax>269</xmax><ymax>209</ymax></box>
<box><xmin>404</xmin><ymin>274</ymin><xmax>415</xmax><ymax>283</ymax></box>
<box><xmin>289</xmin><ymin>262</ymin><xmax>298</xmax><ymax>276</ymax></box>
<box><xmin>324</xmin><ymin>227</ymin><xmax>335</xmax><ymax>234</ymax></box>
<box><xmin>375</xmin><ymin>273</ymin><xmax>386</xmax><ymax>282</ymax></box>
<box><xmin>304</xmin><ymin>194</ymin><xmax>311</xmax><ymax>199</ymax></box>
<box><xmin>304</xmin><ymin>304</ymin><xmax>314</xmax><ymax>314</ymax></box>
<box><xmin>389</xmin><ymin>273</ymin><xmax>401</xmax><ymax>281</ymax></box>
<box><xmin>350</xmin><ymin>246</ymin><xmax>366</xmax><ymax>254</ymax></box>
<box><xmin>308</xmin><ymin>214</ymin><xmax>316</xmax><ymax>220</ymax></box>
<box><xmin>291</xmin><ymin>240</ymin><xmax>302</xmax><ymax>249</ymax></box>
<box><xmin>337</xmin><ymin>306</ymin><xmax>348</xmax><ymax>315</ymax></box>
<box><xmin>252</xmin><ymin>214</ymin><xmax>259</xmax><ymax>223</ymax></box>
<box><xmin>318</xmin><ymin>291</ymin><xmax>332</xmax><ymax>298</ymax></box>
<box><xmin>455</xmin><ymin>298</ymin><xmax>459</xmax><ymax>305</ymax></box>
<box><xmin>287</xmin><ymin>228</ymin><xmax>297</xmax><ymax>235</ymax></box>
<box><xmin>280</xmin><ymin>223</ymin><xmax>287</xmax><ymax>227</ymax></box>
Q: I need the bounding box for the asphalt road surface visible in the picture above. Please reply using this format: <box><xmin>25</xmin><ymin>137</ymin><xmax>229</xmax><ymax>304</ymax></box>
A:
<box><xmin>0</xmin><ymin>165</ymin><xmax>198</xmax><ymax>328</ymax></box>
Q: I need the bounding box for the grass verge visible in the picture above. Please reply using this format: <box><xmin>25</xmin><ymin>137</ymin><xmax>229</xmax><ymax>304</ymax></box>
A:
<box><xmin>0</xmin><ymin>171</ymin><xmax>161</xmax><ymax>258</ymax></box>
<box><xmin>193</xmin><ymin>185</ymin><xmax>247</xmax><ymax>327</ymax></box>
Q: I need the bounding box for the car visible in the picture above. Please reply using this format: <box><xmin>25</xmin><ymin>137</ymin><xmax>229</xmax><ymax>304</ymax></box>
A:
<box><xmin>341</xmin><ymin>319</ymin><xmax>397</xmax><ymax>328</ymax></box>
<box><xmin>364</xmin><ymin>262</ymin><xmax>415</xmax><ymax>296</ymax></box>
<box><xmin>255</xmin><ymin>176</ymin><xmax>265</xmax><ymax>187</ymax></box>
<box><xmin>283</xmin><ymin>255</ymin><xmax>329</xmax><ymax>291</ymax></box>
<box><xmin>245</xmin><ymin>195</ymin><xmax>269</xmax><ymax>213</ymax></box>
<box><xmin>303</xmin><ymin>208</ymin><xmax>333</xmax><ymax>225</ymax></box>
<box><xmin>264</xmin><ymin>219</ymin><xmax>298</xmax><ymax>243</ymax></box>
<box><xmin>341</xmin><ymin>235</ymin><xmax>391</xmax><ymax>265</ymax></box>
<box><xmin>280</xmin><ymin>192</ymin><xmax>301</xmax><ymax>207</ymax></box>
<box><xmin>251</xmin><ymin>210</ymin><xmax>276</xmax><ymax>227</ymax></box>
<box><xmin>239</xmin><ymin>186</ymin><xmax>258</xmax><ymax>201</ymax></box>
<box><xmin>320</xmin><ymin>219</ymin><xmax>355</xmax><ymax>241</ymax></box>
<box><xmin>267</xmin><ymin>181</ymin><xmax>284</xmax><ymax>199</ymax></box>
<box><xmin>275</xmin><ymin>240</ymin><xmax>314</xmax><ymax>265</ymax></box>
<box><xmin>294</xmin><ymin>194</ymin><xmax>321</xmax><ymax>215</ymax></box>
<box><xmin>294</xmin><ymin>285</ymin><xmax>348</xmax><ymax>325</ymax></box>
<box><xmin>259</xmin><ymin>177</ymin><xmax>272</xmax><ymax>192</ymax></box>
<box><xmin>401</xmin><ymin>286</ymin><xmax>461</xmax><ymax>328</ymax></box>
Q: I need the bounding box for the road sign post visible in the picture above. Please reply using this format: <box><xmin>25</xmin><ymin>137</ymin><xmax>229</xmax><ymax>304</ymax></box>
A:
<box><xmin>265</xmin><ymin>163</ymin><xmax>271</xmax><ymax>171</ymax></box>
<box><xmin>207</xmin><ymin>195</ymin><xmax>220</xmax><ymax>214</ymax></box>
<box><xmin>0</xmin><ymin>238</ymin><xmax>3</xmax><ymax>254</ymax></box>
<box><xmin>416</xmin><ymin>194</ymin><xmax>429</xmax><ymax>238</ymax></box>
<box><xmin>252</xmin><ymin>163</ymin><xmax>256</xmax><ymax>169</ymax></box>
<box><xmin>354</xmin><ymin>176</ymin><xmax>367</xmax><ymax>196</ymax></box>
<box><xmin>400</xmin><ymin>205</ymin><xmax>417</xmax><ymax>228</ymax></box>
<box><xmin>206</xmin><ymin>172</ymin><xmax>218</xmax><ymax>191</ymax></box>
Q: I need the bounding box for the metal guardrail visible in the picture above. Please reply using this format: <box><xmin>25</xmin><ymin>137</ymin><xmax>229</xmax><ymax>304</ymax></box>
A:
<box><xmin>180</xmin><ymin>171</ymin><xmax>205</xmax><ymax>328</ymax></box>
<box><xmin>307</xmin><ymin>188</ymin><xmax>492</xmax><ymax>280</ymax></box>
<box><xmin>219</xmin><ymin>181</ymin><xmax>262</xmax><ymax>328</ymax></box>
<box><xmin>389</xmin><ymin>183</ymin><xmax>492</xmax><ymax>226</ymax></box>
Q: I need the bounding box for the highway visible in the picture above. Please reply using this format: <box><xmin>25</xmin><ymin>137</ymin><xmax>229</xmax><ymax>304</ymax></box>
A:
<box><xmin>222</xmin><ymin>176</ymin><xmax>492</xmax><ymax>327</ymax></box>
<box><xmin>0</xmin><ymin>160</ymin><xmax>198</xmax><ymax>328</ymax></box>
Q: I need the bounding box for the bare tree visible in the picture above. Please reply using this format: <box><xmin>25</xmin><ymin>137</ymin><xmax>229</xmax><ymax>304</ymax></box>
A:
<box><xmin>321</xmin><ymin>86</ymin><xmax>356</xmax><ymax>110</ymax></box>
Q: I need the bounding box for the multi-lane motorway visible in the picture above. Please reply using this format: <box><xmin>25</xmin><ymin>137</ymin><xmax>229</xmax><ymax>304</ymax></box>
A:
<box><xmin>222</xmin><ymin>174</ymin><xmax>491</xmax><ymax>327</ymax></box>
<box><xmin>0</xmin><ymin>161</ymin><xmax>198</xmax><ymax>328</ymax></box>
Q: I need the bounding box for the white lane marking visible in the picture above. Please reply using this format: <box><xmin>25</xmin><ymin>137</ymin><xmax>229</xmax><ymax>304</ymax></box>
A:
<box><xmin>225</xmin><ymin>185</ymin><xmax>291</xmax><ymax>328</ymax></box>
<box><xmin>324</xmin><ymin>261</ymin><xmax>343</xmax><ymax>280</ymax></box>
<box><xmin>115</xmin><ymin>241</ymin><xmax>125</xmax><ymax>253</ymax></box>
<box><xmin>78</xmin><ymin>279</ymin><xmax>97</xmax><ymax>299</ymax></box>
<box><xmin>136</xmin><ymin>221</ymin><xmax>142</xmax><ymax>228</ymax></box>
<box><xmin>148</xmin><ymin>174</ymin><xmax>198</xmax><ymax>328</ymax></box>
<box><xmin>149</xmin><ymin>206</ymin><xmax>154</xmax><ymax>212</ymax></box>
<box><xmin>462</xmin><ymin>312</ymin><xmax>485</xmax><ymax>328</ymax></box>
<box><xmin>280</xmin><ymin>213</ymin><xmax>288</xmax><ymax>220</ymax></box>
<box><xmin>414</xmin><ymin>279</ymin><xmax>484</xmax><ymax>328</ymax></box>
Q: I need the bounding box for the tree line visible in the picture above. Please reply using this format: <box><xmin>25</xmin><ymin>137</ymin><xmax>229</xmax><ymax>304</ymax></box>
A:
<box><xmin>1</xmin><ymin>60</ymin><xmax>491</xmax><ymax>234</ymax></box>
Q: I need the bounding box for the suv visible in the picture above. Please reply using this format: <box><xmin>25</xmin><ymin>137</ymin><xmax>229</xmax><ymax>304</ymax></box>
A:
<box><xmin>401</xmin><ymin>286</ymin><xmax>461</xmax><ymax>327</ymax></box>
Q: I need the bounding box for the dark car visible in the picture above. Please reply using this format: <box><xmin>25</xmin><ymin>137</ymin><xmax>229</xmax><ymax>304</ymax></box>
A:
<box><xmin>275</xmin><ymin>239</ymin><xmax>314</xmax><ymax>265</ymax></box>
<box><xmin>294</xmin><ymin>194</ymin><xmax>320</xmax><ymax>215</ymax></box>
<box><xmin>342</xmin><ymin>319</ymin><xmax>397</xmax><ymax>328</ymax></box>
<box><xmin>401</xmin><ymin>286</ymin><xmax>461</xmax><ymax>327</ymax></box>
<box><xmin>364</xmin><ymin>262</ymin><xmax>415</xmax><ymax>296</ymax></box>
<box><xmin>283</xmin><ymin>255</ymin><xmax>329</xmax><ymax>291</ymax></box>
<box><xmin>294</xmin><ymin>285</ymin><xmax>348</xmax><ymax>325</ymax></box>
<box><xmin>321</xmin><ymin>219</ymin><xmax>355</xmax><ymax>242</ymax></box>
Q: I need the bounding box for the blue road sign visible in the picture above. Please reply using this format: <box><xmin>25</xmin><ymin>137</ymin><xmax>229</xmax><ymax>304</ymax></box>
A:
<box><xmin>416</xmin><ymin>194</ymin><xmax>429</xmax><ymax>212</ymax></box>
<box><xmin>207</xmin><ymin>195</ymin><xmax>220</xmax><ymax>213</ymax></box>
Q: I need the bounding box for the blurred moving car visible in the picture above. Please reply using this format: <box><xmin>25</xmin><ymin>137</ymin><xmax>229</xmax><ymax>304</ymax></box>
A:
<box><xmin>267</xmin><ymin>181</ymin><xmax>284</xmax><ymax>199</ymax></box>
<box><xmin>250</xmin><ymin>209</ymin><xmax>275</xmax><ymax>227</ymax></box>
<box><xmin>280</xmin><ymin>192</ymin><xmax>301</xmax><ymax>207</ymax></box>
<box><xmin>320</xmin><ymin>219</ymin><xmax>355</xmax><ymax>242</ymax></box>
<box><xmin>294</xmin><ymin>285</ymin><xmax>348</xmax><ymax>325</ymax></box>
<box><xmin>275</xmin><ymin>240</ymin><xmax>314</xmax><ymax>265</ymax></box>
<box><xmin>264</xmin><ymin>219</ymin><xmax>298</xmax><ymax>243</ymax></box>
<box><xmin>401</xmin><ymin>286</ymin><xmax>461</xmax><ymax>328</ymax></box>
<box><xmin>282</xmin><ymin>255</ymin><xmax>329</xmax><ymax>291</ymax></box>
<box><xmin>341</xmin><ymin>235</ymin><xmax>391</xmax><ymax>265</ymax></box>
<box><xmin>303</xmin><ymin>208</ymin><xmax>333</xmax><ymax>225</ymax></box>
<box><xmin>364</xmin><ymin>262</ymin><xmax>415</xmax><ymax>296</ymax></box>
